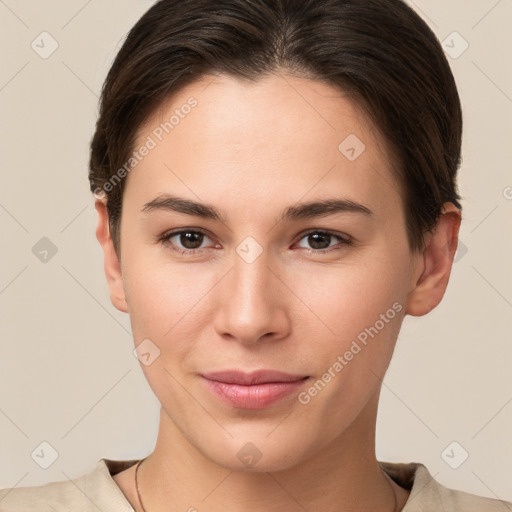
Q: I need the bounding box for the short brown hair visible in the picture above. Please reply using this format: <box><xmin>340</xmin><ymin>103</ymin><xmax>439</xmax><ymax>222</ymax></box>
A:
<box><xmin>89</xmin><ymin>0</ymin><xmax>463</xmax><ymax>257</ymax></box>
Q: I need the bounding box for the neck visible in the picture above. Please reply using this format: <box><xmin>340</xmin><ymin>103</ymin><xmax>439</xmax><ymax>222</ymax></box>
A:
<box><xmin>135</xmin><ymin>391</ymin><xmax>406</xmax><ymax>512</ymax></box>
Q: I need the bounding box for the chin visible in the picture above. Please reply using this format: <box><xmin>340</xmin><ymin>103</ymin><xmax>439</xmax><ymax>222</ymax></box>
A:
<box><xmin>197</xmin><ymin>431</ymin><xmax>315</xmax><ymax>474</ymax></box>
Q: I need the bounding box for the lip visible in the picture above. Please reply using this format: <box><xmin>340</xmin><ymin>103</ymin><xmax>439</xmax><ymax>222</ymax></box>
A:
<box><xmin>202</xmin><ymin>369</ymin><xmax>308</xmax><ymax>385</ymax></box>
<box><xmin>201</xmin><ymin>370</ymin><xmax>310</xmax><ymax>410</ymax></box>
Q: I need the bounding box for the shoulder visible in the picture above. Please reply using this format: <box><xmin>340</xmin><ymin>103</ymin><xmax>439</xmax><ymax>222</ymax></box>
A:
<box><xmin>0</xmin><ymin>474</ymin><xmax>87</xmax><ymax>511</ymax></box>
<box><xmin>0</xmin><ymin>458</ymin><xmax>139</xmax><ymax>511</ymax></box>
<box><xmin>380</xmin><ymin>461</ymin><xmax>512</xmax><ymax>511</ymax></box>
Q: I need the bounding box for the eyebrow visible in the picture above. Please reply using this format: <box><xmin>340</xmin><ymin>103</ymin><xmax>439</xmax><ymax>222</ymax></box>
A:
<box><xmin>141</xmin><ymin>194</ymin><xmax>373</xmax><ymax>222</ymax></box>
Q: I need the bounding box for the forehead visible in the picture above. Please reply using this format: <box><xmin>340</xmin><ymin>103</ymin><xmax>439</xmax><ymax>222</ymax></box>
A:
<box><xmin>127</xmin><ymin>72</ymin><xmax>402</xmax><ymax>216</ymax></box>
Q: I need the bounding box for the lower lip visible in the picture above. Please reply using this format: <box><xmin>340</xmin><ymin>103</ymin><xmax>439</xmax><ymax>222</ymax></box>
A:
<box><xmin>203</xmin><ymin>377</ymin><xmax>309</xmax><ymax>410</ymax></box>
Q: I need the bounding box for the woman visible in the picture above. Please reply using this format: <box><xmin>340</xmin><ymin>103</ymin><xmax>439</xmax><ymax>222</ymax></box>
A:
<box><xmin>1</xmin><ymin>0</ymin><xmax>510</xmax><ymax>510</ymax></box>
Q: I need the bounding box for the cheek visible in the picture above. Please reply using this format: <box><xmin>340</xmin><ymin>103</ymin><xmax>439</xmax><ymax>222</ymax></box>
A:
<box><xmin>292</xmin><ymin>251</ymin><xmax>409</xmax><ymax>338</ymax></box>
<box><xmin>288</xmin><ymin>248</ymin><xmax>409</xmax><ymax>400</ymax></box>
<box><xmin>290</xmin><ymin>261</ymin><xmax>406</xmax><ymax>430</ymax></box>
<box><xmin>125</xmin><ymin>264</ymin><xmax>203</xmax><ymax>342</ymax></box>
<box><xmin>123</xmin><ymin>264</ymin><xmax>208</xmax><ymax>405</ymax></box>
<box><xmin>122</xmin><ymin>255</ymin><xmax>228</xmax><ymax>395</ymax></box>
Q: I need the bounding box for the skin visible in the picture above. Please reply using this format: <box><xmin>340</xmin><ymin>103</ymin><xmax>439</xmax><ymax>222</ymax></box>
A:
<box><xmin>95</xmin><ymin>72</ymin><xmax>461</xmax><ymax>511</ymax></box>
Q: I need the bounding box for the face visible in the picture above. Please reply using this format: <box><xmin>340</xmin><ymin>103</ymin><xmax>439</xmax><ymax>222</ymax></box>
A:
<box><xmin>98</xmin><ymin>72</ymin><xmax>440</xmax><ymax>472</ymax></box>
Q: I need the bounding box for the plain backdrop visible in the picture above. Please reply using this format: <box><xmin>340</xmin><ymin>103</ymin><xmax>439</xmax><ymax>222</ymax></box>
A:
<box><xmin>1</xmin><ymin>0</ymin><xmax>511</xmax><ymax>502</ymax></box>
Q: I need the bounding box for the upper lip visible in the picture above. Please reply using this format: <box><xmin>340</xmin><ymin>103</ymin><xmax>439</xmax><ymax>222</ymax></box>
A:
<box><xmin>202</xmin><ymin>370</ymin><xmax>308</xmax><ymax>385</ymax></box>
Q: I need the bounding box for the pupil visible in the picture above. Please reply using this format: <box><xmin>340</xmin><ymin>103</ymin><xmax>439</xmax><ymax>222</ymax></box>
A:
<box><xmin>309</xmin><ymin>233</ymin><xmax>330</xmax><ymax>249</ymax></box>
<box><xmin>181</xmin><ymin>232</ymin><xmax>203</xmax><ymax>249</ymax></box>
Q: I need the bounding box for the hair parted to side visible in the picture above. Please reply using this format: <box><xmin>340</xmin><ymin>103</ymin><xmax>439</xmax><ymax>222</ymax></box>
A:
<box><xmin>89</xmin><ymin>0</ymin><xmax>463</xmax><ymax>258</ymax></box>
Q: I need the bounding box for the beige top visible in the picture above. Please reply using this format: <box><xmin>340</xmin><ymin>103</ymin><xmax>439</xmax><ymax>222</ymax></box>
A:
<box><xmin>0</xmin><ymin>458</ymin><xmax>510</xmax><ymax>511</ymax></box>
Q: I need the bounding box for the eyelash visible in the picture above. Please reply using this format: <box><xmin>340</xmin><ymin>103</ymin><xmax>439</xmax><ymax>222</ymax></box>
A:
<box><xmin>158</xmin><ymin>228</ymin><xmax>353</xmax><ymax>256</ymax></box>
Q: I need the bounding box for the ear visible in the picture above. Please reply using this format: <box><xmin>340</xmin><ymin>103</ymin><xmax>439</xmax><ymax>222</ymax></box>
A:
<box><xmin>94</xmin><ymin>195</ymin><xmax>129</xmax><ymax>313</ymax></box>
<box><xmin>405</xmin><ymin>202</ymin><xmax>462</xmax><ymax>316</ymax></box>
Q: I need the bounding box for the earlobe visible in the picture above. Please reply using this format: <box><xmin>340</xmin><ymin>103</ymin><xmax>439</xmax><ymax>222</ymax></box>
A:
<box><xmin>94</xmin><ymin>198</ymin><xmax>129</xmax><ymax>313</ymax></box>
<box><xmin>405</xmin><ymin>202</ymin><xmax>462</xmax><ymax>316</ymax></box>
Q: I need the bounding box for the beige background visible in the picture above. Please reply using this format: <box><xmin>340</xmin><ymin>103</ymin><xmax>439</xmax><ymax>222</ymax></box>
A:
<box><xmin>1</xmin><ymin>0</ymin><xmax>511</xmax><ymax>502</ymax></box>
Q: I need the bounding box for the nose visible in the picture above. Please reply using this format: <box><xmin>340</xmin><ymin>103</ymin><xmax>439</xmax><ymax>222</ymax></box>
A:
<box><xmin>212</xmin><ymin>248</ymin><xmax>291</xmax><ymax>345</ymax></box>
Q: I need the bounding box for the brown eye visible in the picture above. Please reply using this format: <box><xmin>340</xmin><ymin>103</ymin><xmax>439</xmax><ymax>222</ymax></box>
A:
<box><xmin>160</xmin><ymin>229</ymin><xmax>214</xmax><ymax>253</ymax></box>
<box><xmin>306</xmin><ymin>232</ymin><xmax>332</xmax><ymax>250</ymax></box>
<box><xmin>296</xmin><ymin>230</ymin><xmax>352</xmax><ymax>253</ymax></box>
<box><xmin>177</xmin><ymin>231</ymin><xmax>204</xmax><ymax>249</ymax></box>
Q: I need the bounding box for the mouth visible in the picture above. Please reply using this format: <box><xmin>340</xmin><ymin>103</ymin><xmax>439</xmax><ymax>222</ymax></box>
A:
<box><xmin>201</xmin><ymin>370</ymin><xmax>310</xmax><ymax>409</ymax></box>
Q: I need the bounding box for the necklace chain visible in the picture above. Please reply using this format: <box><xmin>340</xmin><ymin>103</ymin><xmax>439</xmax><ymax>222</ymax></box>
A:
<box><xmin>135</xmin><ymin>458</ymin><xmax>147</xmax><ymax>512</ymax></box>
<box><xmin>134</xmin><ymin>457</ymin><xmax>398</xmax><ymax>512</ymax></box>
